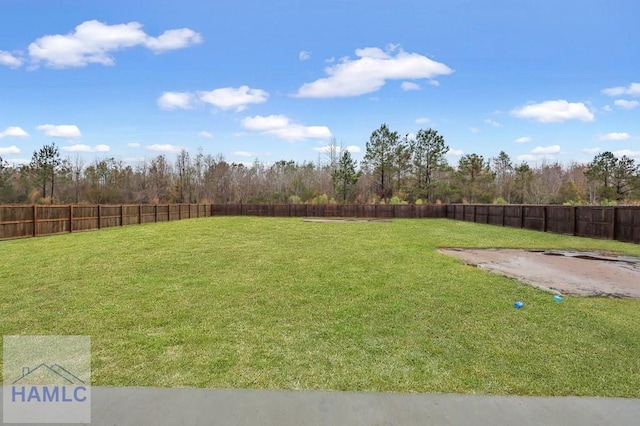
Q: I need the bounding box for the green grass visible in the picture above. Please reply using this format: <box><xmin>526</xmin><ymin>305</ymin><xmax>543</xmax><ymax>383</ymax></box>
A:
<box><xmin>1</xmin><ymin>217</ymin><xmax>639</xmax><ymax>396</ymax></box>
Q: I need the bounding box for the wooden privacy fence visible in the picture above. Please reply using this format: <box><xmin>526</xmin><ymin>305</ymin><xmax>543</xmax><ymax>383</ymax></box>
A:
<box><xmin>0</xmin><ymin>204</ymin><xmax>212</xmax><ymax>240</ymax></box>
<box><xmin>1</xmin><ymin>203</ymin><xmax>638</xmax><ymax>243</ymax></box>
<box><xmin>444</xmin><ymin>204</ymin><xmax>640</xmax><ymax>244</ymax></box>
<box><xmin>211</xmin><ymin>203</ymin><xmax>447</xmax><ymax>219</ymax></box>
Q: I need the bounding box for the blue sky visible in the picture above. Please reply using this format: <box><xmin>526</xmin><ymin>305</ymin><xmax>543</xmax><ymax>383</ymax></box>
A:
<box><xmin>1</xmin><ymin>0</ymin><xmax>638</xmax><ymax>168</ymax></box>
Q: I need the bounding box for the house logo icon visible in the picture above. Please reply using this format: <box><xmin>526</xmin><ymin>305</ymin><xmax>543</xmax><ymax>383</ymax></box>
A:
<box><xmin>12</xmin><ymin>363</ymin><xmax>86</xmax><ymax>386</ymax></box>
<box><xmin>3</xmin><ymin>335</ymin><xmax>91</xmax><ymax>423</ymax></box>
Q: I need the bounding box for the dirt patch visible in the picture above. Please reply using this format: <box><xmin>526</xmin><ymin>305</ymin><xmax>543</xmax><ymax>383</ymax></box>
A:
<box><xmin>438</xmin><ymin>248</ymin><xmax>640</xmax><ymax>299</ymax></box>
<box><xmin>302</xmin><ymin>218</ymin><xmax>392</xmax><ymax>223</ymax></box>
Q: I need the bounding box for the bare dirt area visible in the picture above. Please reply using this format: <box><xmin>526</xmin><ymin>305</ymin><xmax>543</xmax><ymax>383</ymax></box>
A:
<box><xmin>438</xmin><ymin>248</ymin><xmax>640</xmax><ymax>299</ymax></box>
<box><xmin>302</xmin><ymin>218</ymin><xmax>392</xmax><ymax>223</ymax></box>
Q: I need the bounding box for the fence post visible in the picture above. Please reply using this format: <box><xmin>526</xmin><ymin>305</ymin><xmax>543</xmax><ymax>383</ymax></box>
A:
<box><xmin>520</xmin><ymin>205</ymin><xmax>525</xmax><ymax>228</ymax></box>
<box><xmin>501</xmin><ymin>205</ymin><xmax>505</xmax><ymax>227</ymax></box>
<box><xmin>33</xmin><ymin>205</ymin><xmax>38</xmax><ymax>237</ymax></box>
<box><xmin>120</xmin><ymin>204</ymin><xmax>124</xmax><ymax>226</ymax></box>
<box><xmin>69</xmin><ymin>205</ymin><xmax>73</xmax><ymax>233</ymax></box>
<box><xmin>155</xmin><ymin>204</ymin><xmax>158</xmax><ymax>222</ymax></box>
<box><xmin>179</xmin><ymin>204</ymin><xmax>182</xmax><ymax>221</ymax></box>
<box><xmin>573</xmin><ymin>206</ymin><xmax>579</xmax><ymax>236</ymax></box>
<box><xmin>139</xmin><ymin>204</ymin><xmax>142</xmax><ymax>224</ymax></box>
<box><xmin>611</xmin><ymin>207</ymin><xmax>617</xmax><ymax>241</ymax></box>
<box><xmin>543</xmin><ymin>206</ymin><xmax>547</xmax><ymax>232</ymax></box>
<box><xmin>97</xmin><ymin>205</ymin><xmax>102</xmax><ymax>230</ymax></box>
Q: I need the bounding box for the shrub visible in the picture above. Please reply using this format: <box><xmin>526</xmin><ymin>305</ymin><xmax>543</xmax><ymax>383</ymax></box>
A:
<box><xmin>288</xmin><ymin>195</ymin><xmax>302</xmax><ymax>204</ymax></box>
<box><xmin>493</xmin><ymin>197</ymin><xmax>508</xmax><ymax>205</ymax></box>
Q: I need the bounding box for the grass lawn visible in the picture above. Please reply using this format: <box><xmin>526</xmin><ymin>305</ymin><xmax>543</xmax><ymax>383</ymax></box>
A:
<box><xmin>1</xmin><ymin>217</ymin><xmax>639</xmax><ymax>397</ymax></box>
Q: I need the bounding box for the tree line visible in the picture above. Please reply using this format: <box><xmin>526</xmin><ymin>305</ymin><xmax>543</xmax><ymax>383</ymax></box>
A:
<box><xmin>1</xmin><ymin>123</ymin><xmax>639</xmax><ymax>205</ymax></box>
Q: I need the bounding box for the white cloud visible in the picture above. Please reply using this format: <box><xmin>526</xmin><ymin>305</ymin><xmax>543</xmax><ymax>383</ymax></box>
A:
<box><xmin>601</xmin><ymin>82</ymin><xmax>640</xmax><ymax>97</ymax></box>
<box><xmin>401</xmin><ymin>81</ymin><xmax>421</xmax><ymax>91</ymax></box>
<box><xmin>469</xmin><ymin>127</ymin><xmax>481</xmax><ymax>134</ymax></box>
<box><xmin>415</xmin><ymin>117</ymin><xmax>431</xmax><ymax>124</ymax></box>
<box><xmin>28</xmin><ymin>20</ymin><xmax>202</xmax><ymax>68</ymax></box>
<box><xmin>143</xmin><ymin>28</ymin><xmax>202</xmax><ymax>52</ymax></box>
<box><xmin>157</xmin><ymin>92</ymin><xmax>196</xmax><ymax>110</ymax></box>
<box><xmin>242</xmin><ymin>115</ymin><xmax>290</xmax><ymax>131</ymax></box>
<box><xmin>428</xmin><ymin>80</ymin><xmax>440</xmax><ymax>87</ymax></box>
<box><xmin>0</xmin><ymin>50</ymin><xmax>23</xmax><ymax>68</ymax></box>
<box><xmin>127</xmin><ymin>142</ymin><xmax>140</xmax><ymax>148</ymax></box>
<box><xmin>600</xmin><ymin>132</ymin><xmax>630</xmax><ymax>141</ymax></box>
<box><xmin>62</xmin><ymin>144</ymin><xmax>110</xmax><ymax>153</ymax></box>
<box><xmin>0</xmin><ymin>126</ymin><xmax>29</xmax><ymax>138</ymax></box>
<box><xmin>242</xmin><ymin>114</ymin><xmax>332</xmax><ymax>141</ymax></box>
<box><xmin>313</xmin><ymin>144</ymin><xmax>361</xmax><ymax>154</ymax></box>
<box><xmin>198</xmin><ymin>131</ymin><xmax>213</xmax><ymax>139</ymax></box>
<box><xmin>614</xmin><ymin>99</ymin><xmax>639</xmax><ymax>109</ymax></box>
<box><xmin>5</xmin><ymin>157</ymin><xmax>30</xmax><ymax>166</ymax></box>
<box><xmin>145</xmin><ymin>144</ymin><xmax>183</xmax><ymax>153</ymax></box>
<box><xmin>447</xmin><ymin>149</ymin><xmax>464</xmax><ymax>156</ymax></box>
<box><xmin>37</xmin><ymin>124</ymin><xmax>82</xmax><ymax>138</ymax></box>
<box><xmin>197</xmin><ymin>86</ymin><xmax>268</xmax><ymax>112</ymax></box>
<box><xmin>612</xmin><ymin>149</ymin><xmax>640</xmax><ymax>159</ymax></box>
<box><xmin>531</xmin><ymin>145</ymin><xmax>561</xmax><ymax>155</ymax></box>
<box><xmin>517</xmin><ymin>145</ymin><xmax>561</xmax><ymax>162</ymax></box>
<box><xmin>603</xmin><ymin>105</ymin><xmax>613</xmax><ymax>112</ymax></box>
<box><xmin>582</xmin><ymin>147</ymin><xmax>600</xmax><ymax>154</ymax></box>
<box><xmin>299</xmin><ymin>50</ymin><xmax>311</xmax><ymax>61</ymax></box>
<box><xmin>295</xmin><ymin>45</ymin><xmax>453</xmax><ymax>98</ymax></box>
<box><xmin>511</xmin><ymin>100</ymin><xmax>594</xmax><ymax>123</ymax></box>
<box><xmin>313</xmin><ymin>145</ymin><xmax>336</xmax><ymax>154</ymax></box>
<box><xmin>233</xmin><ymin>151</ymin><xmax>254</xmax><ymax>157</ymax></box>
<box><xmin>484</xmin><ymin>119</ymin><xmax>503</xmax><ymax>127</ymax></box>
<box><xmin>516</xmin><ymin>154</ymin><xmax>538</xmax><ymax>161</ymax></box>
<box><xmin>0</xmin><ymin>145</ymin><xmax>20</xmax><ymax>155</ymax></box>
<box><xmin>515</xmin><ymin>136</ymin><xmax>532</xmax><ymax>143</ymax></box>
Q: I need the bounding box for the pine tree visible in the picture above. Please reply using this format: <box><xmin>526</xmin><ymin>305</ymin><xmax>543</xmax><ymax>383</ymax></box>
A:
<box><xmin>332</xmin><ymin>150</ymin><xmax>361</xmax><ymax>203</ymax></box>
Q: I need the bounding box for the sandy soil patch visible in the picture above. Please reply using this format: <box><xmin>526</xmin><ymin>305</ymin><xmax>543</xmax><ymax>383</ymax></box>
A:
<box><xmin>438</xmin><ymin>248</ymin><xmax>640</xmax><ymax>299</ymax></box>
<box><xmin>302</xmin><ymin>218</ymin><xmax>392</xmax><ymax>223</ymax></box>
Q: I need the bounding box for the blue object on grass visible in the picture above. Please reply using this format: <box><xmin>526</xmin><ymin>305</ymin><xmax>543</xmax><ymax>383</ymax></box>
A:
<box><xmin>553</xmin><ymin>295</ymin><xmax>564</xmax><ymax>302</ymax></box>
<box><xmin>514</xmin><ymin>301</ymin><xmax>525</xmax><ymax>308</ymax></box>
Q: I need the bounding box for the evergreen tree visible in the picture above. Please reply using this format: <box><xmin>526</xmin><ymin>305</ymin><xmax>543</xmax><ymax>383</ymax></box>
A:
<box><xmin>491</xmin><ymin>151</ymin><xmax>514</xmax><ymax>202</ymax></box>
<box><xmin>456</xmin><ymin>153</ymin><xmax>495</xmax><ymax>203</ymax></box>
<box><xmin>29</xmin><ymin>143</ymin><xmax>61</xmax><ymax>202</ymax></box>
<box><xmin>332</xmin><ymin>150</ymin><xmax>361</xmax><ymax>203</ymax></box>
<box><xmin>584</xmin><ymin>152</ymin><xmax>638</xmax><ymax>201</ymax></box>
<box><xmin>410</xmin><ymin>128</ymin><xmax>449</xmax><ymax>202</ymax></box>
<box><xmin>363</xmin><ymin>123</ymin><xmax>399</xmax><ymax>201</ymax></box>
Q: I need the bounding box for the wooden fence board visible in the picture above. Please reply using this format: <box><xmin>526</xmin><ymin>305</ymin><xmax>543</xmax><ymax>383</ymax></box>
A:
<box><xmin>1</xmin><ymin>203</ymin><xmax>638</xmax><ymax>243</ymax></box>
